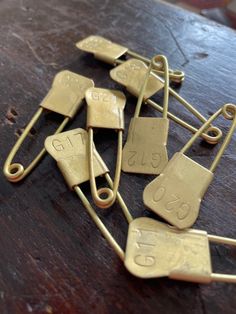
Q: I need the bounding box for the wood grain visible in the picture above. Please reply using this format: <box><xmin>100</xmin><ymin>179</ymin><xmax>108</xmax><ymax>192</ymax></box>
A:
<box><xmin>0</xmin><ymin>0</ymin><xmax>235</xmax><ymax>313</ymax></box>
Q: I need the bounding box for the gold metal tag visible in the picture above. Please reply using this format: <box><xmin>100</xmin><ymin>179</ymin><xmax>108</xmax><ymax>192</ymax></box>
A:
<box><xmin>143</xmin><ymin>104</ymin><xmax>236</xmax><ymax>229</ymax></box>
<box><xmin>122</xmin><ymin>117</ymin><xmax>169</xmax><ymax>174</ymax></box>
<box><xmin>125</xmin><ymin>217</ymin><xmax>236</xmax><ymax>284</ymax></box>
<box><xmin>143</xmin><ymin>152</ymin><xmax>213</xmax><ymax>229</ymax></box>
<box><xmin>124</xmin><ymin>217</ymin><xmax>212</xmax><ymax>283</ymax></box>
<box><xmin>45</xmin><ymin>128</ymin><xmax>108</xmax><ymax>189</ymax></box>
<box><xmin>121</xmin><ymin>55</ymin><xmax>169</xmax><ymax>175</ymax></box>
<box><xmin>110</xmin><ymin>59</ymin><xmax>164</xmax><ymax>99</ymax></box>
<box><xmin>86</xmin><ymin>87</ymin><xmax>126</xmax><ymax>130</ymax></box>
<box><xmin>41</xmin><ymin>70</ymin><xmax>94</xmax><ymax>118</ymax></box>
<box><xmin>76</xmin><ymin>35</ymin><xmax>128</xmax><ymax>65</ymax></box>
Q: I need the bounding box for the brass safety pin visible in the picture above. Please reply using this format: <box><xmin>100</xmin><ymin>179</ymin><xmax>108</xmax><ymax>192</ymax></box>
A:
<box><xmin>125</xmin><ymin>217</ymin><xmax>236</xmax><ymax>284</ymax></box>
<box><xmin>122</xmin><ymin>54</ymin><xmax>169</xmax><ymax>175</ymax></box>
<box><xmin>3</xmin><ymin>71</ymin><xmax>94</xmax><ymax>183</ymax></box>
<box><xmin>45</xmin><ymin>128</ymin><xmax>133</xmax><ymax>261</ymax></box>
<box><xmin>85</xmin><ymin>87</ymin><xmax>126</xmax><ymax>209</ymax></box>
<box><xmin>110</xmin><ymin>58</ymin><xmax>222</xmax><ymax>145</ymax></box>
<box><xmin>76</xmin><ymin>35</ymin><xmax>184</xmax><ymax>84</ymax></box>
<box><xmin>143</xmin><ymin>103</ymin><xmax>236</xmax><ymax>229</ymax></box>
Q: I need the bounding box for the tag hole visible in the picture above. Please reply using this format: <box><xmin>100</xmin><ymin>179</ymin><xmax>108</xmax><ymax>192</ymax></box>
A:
<box><xmin>174</xmin><ymin>71</ymin><xmax>183</xmax><ymax>76</ymax></box>
<box><xmin>206</xmin><ymin>130</ymin><xmax>217</xmax><ymax>137</ymax></box>
<box><xmin>8</xmin><ymin>163</ymin><xmax>24</xmax><ymax>177</ymax></box>
<box><xmin>10</xmin><ymin>167</ymin><xmax>19</xmax><ymax>174</ymax></box>
<box><xmin>99</xmin><ymin>192</ymin><xmax>109</xmax><ymax>200</ymax></box>
<box><xmin>97</xmin><ymin>188</ymin><xmax>114</xmax><ymax>206</ymax></box>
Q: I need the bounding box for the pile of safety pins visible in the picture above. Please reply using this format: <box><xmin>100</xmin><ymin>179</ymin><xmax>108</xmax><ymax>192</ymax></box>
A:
<box><xmin>3</xmin><ymin>35</ymin><xmax>236</xmax><ymax>284</ymax></box>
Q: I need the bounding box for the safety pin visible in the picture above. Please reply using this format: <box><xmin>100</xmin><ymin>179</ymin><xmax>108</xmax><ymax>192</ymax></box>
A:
<box><xmin>110</xmin><ymin>58</ymin><xmax>222</xmax><ymax>145</ymax></box>
<box><xmin>3</xmin><ymin>71</ymin><xmax>94</xmax><ymax>183</ymax></box>
<box><xmin>122</xmin><ymin>54</ymin><xmax>169</xmax><ymax>175</ymax></box>
<box><xmin>45</xmin><ymin>128</ymin><xmax>133</xmax><ymax>261</ymax></box>
<box><xmin>85</xmin><ymin>87</ymin><xmax>126</xmax><ymax>209</ymax></box>
<box><xmin>143</xmin><ymin>103</ymin><xmax>236</xmax><ymax>229</ymax></box>
<box><xmin>76</xmin><ymin>35</ymin><xmax>184</xmax><ymax>84</ymax></box>
<box><xmin>125</xmin><ymin>217</ymin><xmax>236</xmax><ymax>284</ymax></box>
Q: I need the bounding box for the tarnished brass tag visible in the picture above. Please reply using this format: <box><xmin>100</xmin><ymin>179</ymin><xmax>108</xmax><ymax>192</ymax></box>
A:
<box><xmin>122</xmin><ymin>117</ymin><xmax>169</xmax><ymax>174</ymax></box>
<box><xmin>124</xmin><ymin>217</ymin><xmax>212</xmax><ymax>283</ymax></box>
<box><xmin>45</xmin><ymin>128</ymin><xmax>108</xmax><ymax>189</ymax></box>
<box><xmin>76</xmin><ymin>35</ymin><xmax>128</xmax><ymax>65</ymax></box>
<box><xmin>40</xmin><ymin>71</ymin><xmax>94</xmax><ymax>118</ymax></box>
<box><xmin>86</xmin><ymin>87</ymin><xmax>126</xmax><ymax>130</ymax></box>
<box><xmin>110</xmin><ymin>59</ymin><xmax>164</xmax><ymax>99</ymax></box>
<box><xmin>143</xmin><ymin>152</ymin><xmax>213</xmax><ymax>229</ymax></box>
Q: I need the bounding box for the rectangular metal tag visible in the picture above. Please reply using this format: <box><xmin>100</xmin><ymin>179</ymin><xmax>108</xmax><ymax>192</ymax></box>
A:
<box><xmin>40</xmin><ymin>71</ymin><xmax>94</xmax><ymax>118</ymax></box>
<box><xmin>125</xmin><ymin>217</ymin><xmax>212</xmax><ymax>283</ymax></box>
<box><xmin>76</xmin><ymin>35</ymin><xmax>128</xmax><ymax>65</ymax></box>
<box><xmin>45</xmin><ymin>128</ymin><xmax>108</xmax><ymax>188</ymax></box>
<box><xmin>122</xmin><ymin>117</ymin><xmax>169</xmax><ymax>174</ymax></box>
<box><xmin>110</xmin><ymin>59</ymin><xmax>164</xmax><ymax>99</ymax></box>
<box><xmin>86</xmin><ymin>87</ymin><xmax>126</xmax><ymax>130</ymax></box>
<box><xmin>143</xmin><ymin>152</ymin><xmax>213</xmax><ymax>229</ymax></box>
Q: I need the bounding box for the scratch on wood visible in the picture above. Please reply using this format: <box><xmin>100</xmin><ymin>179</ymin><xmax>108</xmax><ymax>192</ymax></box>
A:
<box><xmin>162</xmin><ymin>23</ymin><xmax>189</xmax><ymax>66</ymax></box>
<box><xmin>11</xmin><ymin>32</ymin><xmax>58</xmax><ymax>68</ymax></box>
<box><xmin>26</xmin><ymin>303</ymin><xmax>33</xmax><ymax>312</ymax></box>
<box><xmin>126</xmin><ymin>2</ymin><xmax>189</xmax><ymax>67</ymax></box>
<box><xmin>25</xmin><ymin>40</ymin><xmax>58</xmax><ymax>68</ymax></box>
<box><xmin>20</xmin><ymin>0</ymin><xmax>27</xmax><ymax>12</ymax></box>
<box><xmin>198</xmin><ymin>289</ymin><xmax>207</xmax><ymax>314</ymax></box>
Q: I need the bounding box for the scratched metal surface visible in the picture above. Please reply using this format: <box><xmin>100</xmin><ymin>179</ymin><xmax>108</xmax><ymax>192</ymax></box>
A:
<box><xmin>0</xmin><ymin>0</ymin><xmax>236</xmax><ymax>313</ymax></box>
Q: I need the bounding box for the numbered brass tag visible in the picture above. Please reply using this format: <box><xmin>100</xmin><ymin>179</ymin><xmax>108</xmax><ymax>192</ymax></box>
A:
<box><xmin>41</xmin><ymin>70</ymin><xmax>94</xmax><ymax>118</ymax></box>
<box><xmin>76</xmin><ymin>35</ymin><xmax>128</xmax><ymax>65</ymax></box>
<box><xmin>45</xmin><ymin>128</ymin><xmax>108</xmax><ymax>189</ymax></box>
<box><xmin>143</xmin><ymin>152</ymin><xmax>213</xmax><ymax>229</ymax></box>
<box><xmin>110</xmin><ymin>59</ymin><xmax>164</xmax><ymax>99</ymax></box>
<box><xmin>122</xmin><ymin>117</ymin><xmax>169</xmax><ymax>174</ymax></box>
<box><xmin>125</xmin><ymin>217</ymin><xmax>212</xmax><ymax>283</ymax></box>
<box><xmin>86</xmin><ymin>87</ymin><xmax>126</xmax><ymax>130</ymax></box>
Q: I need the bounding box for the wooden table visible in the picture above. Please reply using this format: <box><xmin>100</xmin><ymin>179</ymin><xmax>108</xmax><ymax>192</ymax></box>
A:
<box><xmin>0</xmin><ymin>0</ymin><xmax>236</xmax><ymax>313</ymax></box>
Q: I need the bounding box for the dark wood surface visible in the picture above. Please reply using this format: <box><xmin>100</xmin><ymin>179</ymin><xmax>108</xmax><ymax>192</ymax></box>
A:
<box><xmin>0</xmin><ymin>0</ymin><xmax>236</xmax><ymax>313</ymax></box>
